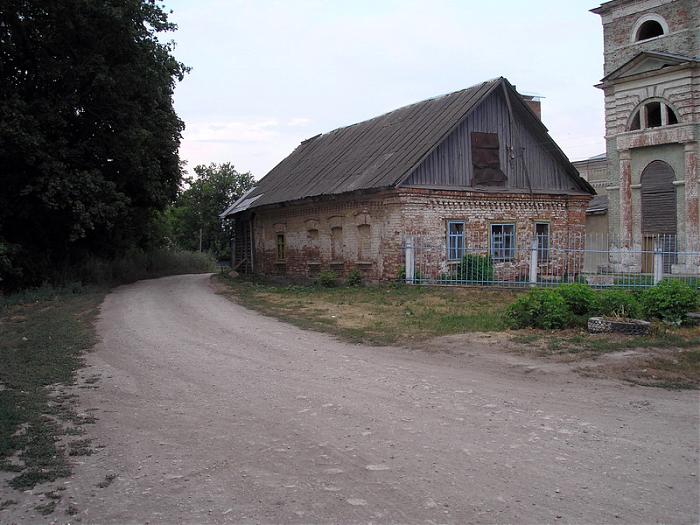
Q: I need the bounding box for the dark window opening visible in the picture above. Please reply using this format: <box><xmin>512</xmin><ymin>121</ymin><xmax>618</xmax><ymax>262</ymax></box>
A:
<box><xmin>636</xmin><ymin>20</ymin><xmax>664</xmax><ymax>41</ymax></box>
<box><xmin>535</xmin><ymin>223</ymin><xmax>550</xmax><ymax>263</ymax></box>
<box><xmin>471</xmin><ymin>132</ymin><xmax>507</xmax><ymax>187</ymax></box>
<box><xmin>646</xmin><ymin>101</ymin><xmax>662</xmax><ymax>128</ymax></box>
<box><xmin>667</xmin><ymin>105</ymin><xmax>678</xmax><ymax>125</ymax></box>
<box><xmin>629</xmin><ymin>101</ymin><xmax>680</xmax><ymax>131</ymax></box>
<box><xmin>629</xmin><ymin>111</ymin><xmax>641</xmax><ymax>130</ymax></box>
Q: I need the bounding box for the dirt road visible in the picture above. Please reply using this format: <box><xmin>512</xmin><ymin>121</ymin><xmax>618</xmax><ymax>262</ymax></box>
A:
<box><xmin>10</xmin><ymin>274</ymin><xmax>700</xmax><ymax>523</ymax></box>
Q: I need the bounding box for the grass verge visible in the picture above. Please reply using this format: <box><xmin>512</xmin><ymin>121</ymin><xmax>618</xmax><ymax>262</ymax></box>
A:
<box><xmin>216</xmin><ymin>274</ymin><xmax>700</xmax><ymax>388</ymax></box>
<box><xmin>512</xmin><ymin>326</ymin><xmax>700</xmax><ymax>389</ymax></box>
<box><xmin>0</xmin><ymin>285</ymin><xmax>105</xmax><ymax>490</ymax></box>
<box><xmin>215</xmin><ymin>274</ymin><xmax>516</xmax><ymax>345</ymax></box>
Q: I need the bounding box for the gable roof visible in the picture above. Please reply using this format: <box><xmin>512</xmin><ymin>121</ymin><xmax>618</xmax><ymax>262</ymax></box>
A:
<box><xmin>600</xmin><ymin>51</ymin><xmax>699</xmax><ymax>84</ymax></box>
<box><xmin>222</xmin><ymin>77</ymin><xmax>591</xmax><ymax>217</ymax></box>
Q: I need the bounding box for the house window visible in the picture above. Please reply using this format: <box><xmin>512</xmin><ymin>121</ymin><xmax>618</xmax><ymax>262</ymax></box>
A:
<box><xmin>357</xmin><ymin>224</ymin><xmax>371</xmax><ymax>261</ymax></box>
<box><xmin>331</xmin><ymin>227</ymin><xmax>343</xmax><ymax>260</ymax></box>
<box><xmin>276</xmin><ymin>234</ymin><xmax>285</xmax><ymax>260</ymax></box>
<box><xmin>471</xmin><ymin>132</ymin><xmax>506</xmax><ymax>187</ymax></box>
<box><xmin>490</xmin><ymin>224</ymin><xmax>515</xmax><ymax>262</ymax></box>
<box><xmin>629</xmin><ymin>100</ymin><xmax>679</xmax><ymax>130</ymax></box>
<box><xmin>447</xmin><ymin>221</ymin><xmax>465</xmax><ymax>260</ymax></box>
<box><xmin>535</xmin><ymin>223</ymin><xmax>550</xmax><ymax>262</ymax></box>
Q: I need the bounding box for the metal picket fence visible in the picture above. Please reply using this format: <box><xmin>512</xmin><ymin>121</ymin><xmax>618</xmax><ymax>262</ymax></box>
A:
<box><xmin>402</xmin><ymin>232</ymin><xmax>700</xmax><ymax>289</ymax></box>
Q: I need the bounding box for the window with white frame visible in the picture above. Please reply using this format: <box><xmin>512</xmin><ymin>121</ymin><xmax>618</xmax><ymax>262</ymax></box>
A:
<box><xmin>535</xmin><ymin>223</ymin><xmax>550</xmax><ymax>262</ymax></box>
<box><xmin>490</xmin><ymin>224</ymin><xmax>515</xmax><ymax>262</ymax></box>
<box><xmin>447</xmin><ymin>221</ymin><xmax>465</xmax><ymax>260</ymax></box>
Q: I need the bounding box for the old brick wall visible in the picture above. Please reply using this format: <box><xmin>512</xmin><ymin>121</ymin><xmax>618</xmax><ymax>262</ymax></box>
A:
<box><xmin>251</xmin><ymin>191</ymin><xmax>403</xmax><ymax>282</ymax></box>
<box><xmin>249</xmin><ymin>189</ymin><xmax>591</xmax><ymax>282</ymax></box>
<box><xmin>395</xmin><ymin>189</ymin><xmax>590</xmax><ymax>281</ymax></box>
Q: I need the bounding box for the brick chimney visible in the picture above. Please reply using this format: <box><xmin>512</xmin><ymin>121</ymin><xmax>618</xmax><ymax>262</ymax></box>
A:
<box><xmin>521</xmin><ymin>95</ymin><xmax>542</xmax><ymax>120</ymax></box>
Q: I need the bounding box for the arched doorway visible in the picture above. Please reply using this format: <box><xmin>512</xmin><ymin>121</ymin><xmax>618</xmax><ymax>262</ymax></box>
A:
<box><xmin>640</xmin><ymin>160</ymin><xmax>676</xmax><ymax>273</ymax></box>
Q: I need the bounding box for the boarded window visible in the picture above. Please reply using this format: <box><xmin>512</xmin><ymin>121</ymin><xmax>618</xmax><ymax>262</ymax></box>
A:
<box><xmin>306</xmin><ymin>229</ymin><xmax>320</xmax><ymax>260</ymax></box>
<box><xmin>276</xmin><ymin>234</ymin><xmax>285</xmax><ymax>260</ymax></box>
<box><xmin>447</xmin><ymin>221</ymin><xmax>465</xmax><ymax>260</ymax></box>
<box><xmin>641</xmin><ymin>161</ymin><xmax>676</xmax><ymax>235</ymax></box>
<box><xmin>471</xmin><ymin>132</ymin><xmax>506</xmax><ymax>187</ymax></box>
<box><xmin>357</xmin><ymin>224</ymin><xmax>371</xmax><ymax>261</ymax></box>
<box><xmin>535</xmin><ymin>223</ymin><xmax>550</xmax><ymax>262</ymax></box>
<box><xmin>490</xmin><ymin>224</ymin><xmax>515</xmax><ymax>262</ymax></box>
<box><xmin>331</xmin><ymin>227</ymin><xmax>343</xmax><ymax>260</ymax></box>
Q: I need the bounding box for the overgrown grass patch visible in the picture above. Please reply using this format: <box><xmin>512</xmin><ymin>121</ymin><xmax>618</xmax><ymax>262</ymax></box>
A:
<box><xmin>0</xmin><ymin>285</ymin><xmax>105</xmax><ymax>490</ymax></box>
<box><xmin>215</xmin><ymin>274</ymin><xmax>516</xmax><ymax>345</ymax></box>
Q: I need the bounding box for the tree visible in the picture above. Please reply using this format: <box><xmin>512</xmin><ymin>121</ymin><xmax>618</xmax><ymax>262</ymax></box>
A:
<box><xmin>0</xmin><ymin>0</ymin><xmax>188</xmax><ymax>290</ymax></box>
<box><xmin>169</xmin><ymin>163</ymin><xmax>254</xmax><ymax>260</ymax></box>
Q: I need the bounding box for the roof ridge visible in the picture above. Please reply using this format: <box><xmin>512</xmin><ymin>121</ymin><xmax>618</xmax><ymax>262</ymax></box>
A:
<box><xmin>300</xmin><ymin>78</ymin><xmax>502</xmax><ymax>143</ymax></box>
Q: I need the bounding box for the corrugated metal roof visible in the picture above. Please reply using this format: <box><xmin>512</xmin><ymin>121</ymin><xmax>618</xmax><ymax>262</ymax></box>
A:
<box><xmin>223</xmin><ymin>77</ymin><xmax>591</xmax><ymax>216</ymax></box>
<box><xmin>587</xmin><ymin>195</ymin><xmax>609</xmax><ymax>214</ymax></box>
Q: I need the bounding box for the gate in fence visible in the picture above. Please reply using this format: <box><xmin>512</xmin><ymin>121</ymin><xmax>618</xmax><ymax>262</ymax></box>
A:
<box><xmin>402</xmin><ymin>233</ymin><xmax>700</xmax><ymax>289</ymax></box>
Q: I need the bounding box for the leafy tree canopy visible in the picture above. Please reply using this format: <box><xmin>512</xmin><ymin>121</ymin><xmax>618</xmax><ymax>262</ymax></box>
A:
<box><xmin>168</xmin><ymin>163</ymin><xmax>254</xmax><ymax>260</ymax></box>
<box><xmin>0</xmin><ymin>0</ymin><xmax>188</xmax><ymax>290</ymax></box>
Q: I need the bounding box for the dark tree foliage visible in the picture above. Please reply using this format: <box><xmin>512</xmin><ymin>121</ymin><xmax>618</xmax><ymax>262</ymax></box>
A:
<box><xmin>168</xmin><ymin>163</ymin><xmax>254</xmax><ymax>261</ymax></box>
<box><xmin>0</xmin><ymin>0</ymin><xmax>188</xmax><ymax>290</ymax></box>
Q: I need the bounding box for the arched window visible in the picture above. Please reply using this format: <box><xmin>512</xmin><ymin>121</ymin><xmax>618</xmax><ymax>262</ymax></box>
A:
<box><xmin>628</xmin><ymin>99</ymin><xmax>679</xmax><ymax>131</ymax></box>
<box><xmin>637</xmin><ymin>20</ymin><xmax>664</xmax><ymax>40</ymax></box>
<box><xmin>631</xmin><ymin>15</ymin><xmax>668</xmax><ymax>42</ymax></box>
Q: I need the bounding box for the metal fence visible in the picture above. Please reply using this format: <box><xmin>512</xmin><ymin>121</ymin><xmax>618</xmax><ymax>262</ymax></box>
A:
<box><xmin>403</xmin><ymin>232</ymin><xmax>700</xmax><ymax>289</ymax></box>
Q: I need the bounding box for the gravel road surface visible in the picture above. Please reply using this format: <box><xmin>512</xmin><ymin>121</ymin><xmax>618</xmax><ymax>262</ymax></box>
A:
<box><xmin>8</xmin><ymin>274</ymin><xmax>700</xmax><ymax>524</ymax></box>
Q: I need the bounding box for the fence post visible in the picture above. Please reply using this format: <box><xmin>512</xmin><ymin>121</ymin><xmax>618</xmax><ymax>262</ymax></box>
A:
<box><xmin>529</xmin><ymin>238</ymin><xmax>538</xmax><ymax>285</ymax></box>
<box><xmin>405</xmin><ymin>236</ymin><xmax>415</xmax><ymax>284</ymax></box>
<box><xmin>653</xmin><ymin>242</ymin><xmax>663</xmax><ymax>285</ymax></box>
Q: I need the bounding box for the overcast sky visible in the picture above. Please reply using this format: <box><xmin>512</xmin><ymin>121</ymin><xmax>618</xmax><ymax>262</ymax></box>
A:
<box><xmin>166</xmin><ymin>0</ymin><xmax>606</xmax><ymax>180</ymax></box>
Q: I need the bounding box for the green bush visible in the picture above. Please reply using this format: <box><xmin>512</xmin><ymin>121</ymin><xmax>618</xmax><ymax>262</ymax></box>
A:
<box><xmin>640</xmin><ymin>279</ymin><xmax>699</xmax><ymax>325</ymax></box>
<box><xmin>506</xmin><ymin>289</ymin><xmax>572</xmax><ymax>329</ymax></box>
<box><xmin>455</xmin><ymin>254</ymin><xmax>494</xmax><ymax>282</ymax></box>
<box><xmin>317</xmin><ymin>270</ymin><xmax>337</xmax><ymax>288</ymax></box>
<box><xmin>556</xmin><ymin>283</ymin><xmax>597</xmax><ymax>315</ymax></box>
<box><xmin>346</xmin><ymin>268</ymin><xmax>363</xmax><ymax>287</ymax></box>
<box><xmin>595</xmin><ymin>289</ymin><xmax>642</xmax><ymax>319</ymax></box>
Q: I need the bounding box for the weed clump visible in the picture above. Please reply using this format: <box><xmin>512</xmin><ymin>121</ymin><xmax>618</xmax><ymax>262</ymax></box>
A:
<box><xmin>317</xmin><ymin>270</ymin><xmax>337</xmax><ymax>288</ymax></box>
<box><xmin>346</xmin><ymin>268</ymin><xmax>363</xmax><ymax>287</ymax></box>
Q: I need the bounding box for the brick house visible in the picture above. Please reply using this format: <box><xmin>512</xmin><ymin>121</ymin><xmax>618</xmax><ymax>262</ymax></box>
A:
<box><xmin>590</xmin><ymin>0</ymin><xmax>699</xmax><ymax>274</ymax></box>
<box><xmin>221</xmin><ymin>77</ymin><xmax>594</xmax><ymax>282</ymax></box>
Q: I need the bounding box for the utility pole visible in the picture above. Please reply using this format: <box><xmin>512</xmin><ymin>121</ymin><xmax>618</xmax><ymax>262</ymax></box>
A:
<box><xmin>199</xmin><ymin>228</ymin><xmax>203</xmax><ymax>252</ymax></box>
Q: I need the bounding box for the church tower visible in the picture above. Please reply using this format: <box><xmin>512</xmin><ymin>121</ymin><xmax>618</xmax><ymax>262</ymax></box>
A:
<box><xmin>592</xmin><ymin>0</ymin><xmax>699</xmax><ymax>273</ymax></box>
